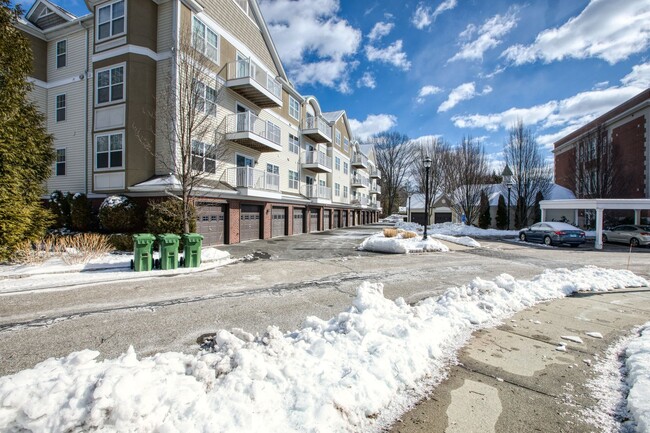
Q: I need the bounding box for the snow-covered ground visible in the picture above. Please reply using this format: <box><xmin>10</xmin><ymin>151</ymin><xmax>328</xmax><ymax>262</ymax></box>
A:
<box><xmin>358</xmin><ymin>232</ymin><xmax>449</xmax><ymax>254</ymax></box>
<box><xmin>396</xmin><ymin>221</ymin><xmax>519</xmax><ymax>238</ymax></box>
<box><xmin>0</xmin><ymin>248</ymin><xmax>232</xmax><ymax>295</ymax></box>
<box><xmin>0</xmin><ymin>267</ymin><xmax>646</xmax><ymax>433</ymax></box>
<box><xmin>626</xmin><ymin>323</ymin><xmax>650</xmax><ymax>433</ymax></box>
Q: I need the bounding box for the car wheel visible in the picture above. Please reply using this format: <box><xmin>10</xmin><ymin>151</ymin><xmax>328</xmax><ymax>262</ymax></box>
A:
<box><xmin>543</xmin><ymin>236</ymin><xmax>552</xmax><ymax>246</ymax></box>
<box><xmin>602</xmin><ymin>234</ymin><xmax>608</xmax><ymax>243</ymax></box>
<box><xmin>519</xmin><ymin>233</ymin><xmax>527</xmax><ymax>242</ymax></box>
<box><xmin>630</xmin><ymin>238</ymin><xmax>640</xmax><ymax>247</ymax></box>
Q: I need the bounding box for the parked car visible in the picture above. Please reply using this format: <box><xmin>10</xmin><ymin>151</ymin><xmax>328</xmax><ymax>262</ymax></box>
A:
<box><xmin>602</xmin><ymin>225</ymin><xmax>650</xmax><ymax>247</ymax></box>
<box><xmin>518</xmin><ymin>222</ymin><xmax>586</xmax><ymax>247</ymax></box>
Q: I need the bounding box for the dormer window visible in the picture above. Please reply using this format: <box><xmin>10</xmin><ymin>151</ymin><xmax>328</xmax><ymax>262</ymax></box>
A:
<box><xmin>97</xmin><ymin>0</ymin><xmax>125</xmax><ymax>41</ymax></box>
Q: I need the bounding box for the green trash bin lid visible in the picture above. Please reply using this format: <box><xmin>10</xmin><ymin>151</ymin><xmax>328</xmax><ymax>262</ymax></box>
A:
<box><xmin>181</xmin><ymin>233</ymin><xmax>204</xmax><ymax>241</ymax></box>
<box><xmin>133</xmin><ymin>233</ymin><xmax>156</xmax><ymax>242</ymax></box>
<box><xmin>157</xmin><ymin>233</ymin><xmax>181</xmax><ymax>243</ymax></box>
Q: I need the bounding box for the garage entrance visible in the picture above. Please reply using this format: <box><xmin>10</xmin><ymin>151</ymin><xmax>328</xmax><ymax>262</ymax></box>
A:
<box><xmin>293</xmin><ymin>208</ymin><xmax>305</xmax><ymax>235</ymax></box>
<box><xmin>272</xmin><ymin>207</ymin><xmax>287</xmax><ymax>238</ymax></box>
<box><xmin>323</xmin><ymin>209</ymin><xmax>331</xmax><ymax>230</ymax></box>
<box><xmin>333</xmin><ymin>210</ymin><xmax>340</xmax><ymax>228</ymax></box>
<box><xmin>434</xmin><ymin>212</ymin><xmax>452</xmax><ymax>224</ymax></box>
<box><xmin>196</xmin><ymin>202</ymin><xmax>226</xmax><ymax>245</ymax></box>
<box><xmin>240</xmin><ymin>205</ymin><xmax>261</xmax><ymax>242</ymax></box>
<box><xmin>310</xmin><ymin>208</ymin><xmax>320</xmax><ymax>232</ymax></box>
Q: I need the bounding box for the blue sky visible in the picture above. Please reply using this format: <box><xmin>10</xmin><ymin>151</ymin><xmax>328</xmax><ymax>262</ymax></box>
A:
<box><xmin>18</xmin><ymin>0</ymin><xmax>650</xmax><ymax>169</ymax></box>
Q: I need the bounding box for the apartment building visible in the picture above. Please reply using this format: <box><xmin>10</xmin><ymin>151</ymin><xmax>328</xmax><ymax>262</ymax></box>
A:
<box><xmin>16</xmin><ymin>0</ymin><xmax>382</xmax><ymax>245</ymax></box>
<box><xmin>554</xmin><ymin>89</ymin><xmax>650</xmax><ymax>199</ymax></box>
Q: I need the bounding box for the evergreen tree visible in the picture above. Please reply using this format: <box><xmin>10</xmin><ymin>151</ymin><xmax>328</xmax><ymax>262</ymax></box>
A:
<box><xmin>478</xmin><ymin>190</ymin><xmax>491</xmax><ymax>229</ymax></box>
<box><xmin>0</xmin><ymin>1</ymin><xmax>55</xmax><ymax>260</ymax></box>
<box><xmin>533</xmin><ymin>191</ymin><xmax>544</xmax><ymax>223</ymax></box>
<box><xmin>496</xmin><ymin>195</ymin><xmax>507</xmax><ymax>230</ymax></box>
<box><xmin>514</xmin><ymin>196</ymin><xmax>526</xmax><ymax>229</ymax></box>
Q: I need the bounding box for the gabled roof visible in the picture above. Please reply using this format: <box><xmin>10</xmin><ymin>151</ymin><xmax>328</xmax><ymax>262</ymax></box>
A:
<box><xmin>479</xmin><ymin>183</ymin><xmax>576</xmax><ymax>206</ymax></box>
<box><xmin>26</xmin><ymin>0</ymin><xmax>77</xmax><ymax>27</ymax></box>
<box><xmin>250</xmin><ymin>0</ymin><xmax>289</xmax><ymax>84</ymax></box>
<box><xmin>322</xmin><ymin>111</ymin><xmax>344</xmax><ymax>123</ymax></box>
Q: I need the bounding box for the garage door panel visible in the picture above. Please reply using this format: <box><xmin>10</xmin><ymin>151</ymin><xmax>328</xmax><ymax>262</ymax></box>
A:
<box><xmin>240</xmin><ymin>205</ymin><xmax>261</xmax><ymax>242</ymax></box>
<box><xmin>272</xmin><ymin>207</ymin><xmax>287</xmax><ymax>238</ymax></box>
<box><xmin>333</xmin><ymin>210</ymin><xmax>340</xmax><ymax>228</ymax></box>
<box><xmin>196</xmin><ymin>203</ymin><xmax>225</xmax><ymax>246</ymax></box>
<box><xmin>293</xmin><ymin>209</ymin><xmax>304</xmax><ymax>235</ymax></box>
<box><xmin>323</xmin><ymin>210</ymin><xmax>331</xmax><ymax>230</ymax></box>
<box><xmin>434</xmin><ymin>212</ymin><xmax>452</xmax><ymax>224</ymax></box>
<box><xmin>310</xmin><ymin>209</ymin><xmax>319</xmax><ymax>232</ymax></box>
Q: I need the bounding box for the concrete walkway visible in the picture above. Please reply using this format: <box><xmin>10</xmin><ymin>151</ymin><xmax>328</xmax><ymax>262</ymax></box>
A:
<box><xmin>389</xmin><ymin>286</ymin><xmax>650</xmax><ymax>433</ymax></box>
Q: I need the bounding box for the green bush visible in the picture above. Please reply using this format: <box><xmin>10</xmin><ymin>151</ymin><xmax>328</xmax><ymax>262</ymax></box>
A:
<box><xmin>145</xmin><ymin>199</ymin><xmax>196</xmax><ymax>235</ymax></box>
<box><xmin>49</xmin><ymin>191</ymin><xmax>73</xmax><ymax>228</ymax></box>
<box><xmin>99</xmin><ymin>195</ymin><xmax>140</xmax><ymax>233</ymax></box>
<box><xmin>108</xmin><ymin>233</ymin><xmax>135</xmax><ymax>251</ymax></box>
<box><xmin>70</xmin><ymin>193</ymin><xmax>94</xmax><ymax>231</ymax></box>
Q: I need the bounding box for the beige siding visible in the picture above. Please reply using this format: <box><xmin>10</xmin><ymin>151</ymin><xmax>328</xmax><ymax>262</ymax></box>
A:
<box><xmin>331</xmin><ymin>148</ymin><xmax>350</xmax><ymax>204</ymax></box>
<box><xmin>155</xmin><ymin>58</ymin><xmax>174</xmax><ymax>175</ymax></box>
<box><xmin>27</xmin><ymin>84</ymin><xmax>47</xmax><ymax>113</ymax></box>
<box><xmin>157</xmin><ymin>0</ymin><xmax>174</xmax><ymax>52</ymax></box>
<box><xmin>48</xmin><ymin>28</ymin><xmax>86</xmax><ymax>83</ymax></box>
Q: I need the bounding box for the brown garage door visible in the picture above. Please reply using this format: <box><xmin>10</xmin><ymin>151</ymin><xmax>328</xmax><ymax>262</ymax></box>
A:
<box><xmin>310</xmin><ymin>208</ymin><xmax>319</xmax><ymax>232</ymax></box>
<box><xmin>434</xmin><ymin>212</ymin><xmax>452</xmax><ymax>224</ymax></box>
<box><xmin>196</xmin><ymin>202</ymin><xmax>225</xmax><ymax>245</ymax></box>
<box><xmin>333</xmin><ymin>210</ymin><xmax>340</xmax><ymax>228</ymax></box>
<box><xmin>240</xmin><ymin>205</ymin><xmax>261</xmax><ymax>242</ymax></box>
<box><xmin>323</xmin><ymin>210</ymin><xmax>331</xmax><ymax>230</ymax></box>
<box><xmin>272</xmin><ymin>207</ymin><xmax>287</xmax><ymax>238</ymax></box>
<box><xmin>293</xmin><ymin>208</ymin><xmax>304</xmax><ymax>234</ymax></box>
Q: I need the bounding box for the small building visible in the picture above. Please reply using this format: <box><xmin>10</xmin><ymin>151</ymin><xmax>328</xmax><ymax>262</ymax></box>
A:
<box><xmin>405</xmin><ymin>193</ymin><xmax>453</xmax><ymax>225</ymax></box>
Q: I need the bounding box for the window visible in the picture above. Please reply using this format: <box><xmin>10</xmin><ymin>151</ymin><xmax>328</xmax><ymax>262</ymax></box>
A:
<box><xmin>289</xmin><ymin>170</ymin><xmax>299</xmax><ymax>189</ymax></box>
<box><xmin>55</xmin><ymin>149</ymin><xmax>65</xmax><ymax>176</ymax></box>
<box><xmin>192</xmin><ymin>140</ymin><xmax>216</xmax><ymax>173</ymax></box>
<box><xmin>343</xmin><ymin>137</ymin><xmax>349</xmax><ymax>152</ymax></box>
<box><xmin>55</xmin><ymin>94</ymin><xmax>65</xmax><ymax>122</ymax></box>
<box><xmin>343</xmin><ymin>186</ymin><xmax>348</xmax><ymax>198</ymax></box>
<box><xmin>97</xmin><ymin>65</ymin><xmax>124</xmax><ymax>104</ymax></box>
<box><xmin>56</xmin><ymin>40</ymin><xmax>66</xmax><ymax>68</ymax></box>
<box><xmin>192</xmin><ymin>17</ymin><xmax>219</xmax><ymax>63</ymax></box>
<box><xmin>319</xmin><ymin>179</ymin><xmax>326</xmax><ymax>187</ymax></box>
<box><xmin>97</xmin><ymin>0</ymin><xmax>125</xmax><ymax>41</ymax></box>
<box><xmin>266</xmin><ymin>121</ymin><xmax>281</xmax><ymax>145</ymax></box>
<box><xmin>343</xmin><ymin>161</ymin><xmax>349</xmax><ymax>174</ymax></box>
<box><xmin>289</xmin><ymin>96</ymin><xmax>300</xmax><ymax>120</ymax></box>
<box><xmin>336</xmin><ymin>130</ymin><xmax>341</xmax><ymax>146</ymax></box>
<box><xmin>335</xmin><ymin>157</ymin><xmax>341</xmax><ymax>171</ymax></box>
<box><xmin>267</xmin><ymin>163</ymin><xmax>279</xmax><ymax>175</ymax></box>
<box><xmin>194</xmin><ymin>80</ymin><xmax>217</xmax><ymax>116</ymax></box>
<box><xmin>288</xmin><ymin>133</ymin><xmax>300</xmax><ymax>154</ymax></box>
<box><xmin>335</xmin><ymin>183</ymin><xmax>340</xmax><ymax>196</ymax></box>
<box><xmin>95</xmin><ymin>131</ymin><xmax>123</xmax><ymax>169</ymax></box>
<box><xmin>236</xmin><ymin>154</ymin><xmax>254</xmax><ymax>167</ymax></box>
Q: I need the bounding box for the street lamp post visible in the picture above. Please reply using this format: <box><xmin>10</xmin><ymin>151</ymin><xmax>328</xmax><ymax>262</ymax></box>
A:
<box><xmin>423</xmin><ymin>156</ymin><xmax>432</xmax><ymax>240</ymax></box>
<box><xmin>501</xmin><ymin>165</ymin><xmax>513</xmax><ymax>230</ymax></box>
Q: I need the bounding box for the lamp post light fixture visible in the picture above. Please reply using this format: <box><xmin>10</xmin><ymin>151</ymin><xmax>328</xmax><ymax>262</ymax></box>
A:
<box><xmin>423</xmin><ymin>156</ymin><xmax>432</xmax><ymax>240</ymax></box>
<box><xmin>501</xmin><ymin>164</ymin><xmax>514</xmax><ymax>230</ymax></box>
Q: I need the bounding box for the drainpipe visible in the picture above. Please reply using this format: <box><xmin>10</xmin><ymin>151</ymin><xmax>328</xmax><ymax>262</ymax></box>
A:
<box><xmin>80</xmin><ymin>19</ymin><xmax>89</xmax><ymax>195</ymax></box>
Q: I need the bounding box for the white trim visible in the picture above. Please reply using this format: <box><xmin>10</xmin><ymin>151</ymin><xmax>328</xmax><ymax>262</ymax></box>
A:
<box><xmin>56</xmin><ymin>38</ymin><xmax>67</xmax><ymax>69</ymax></box>
<box><xmin>27</xmin><ymin>74</ymin><xmax>85</xmax><ymax>89</ymax></box>
<box><xmin>289</xmin><ymin>95</ymin><xmax>300</xmax><ymax>120</ymax></box>
<box><xmin>94</xmin><ymin>130</ymin><xmax>125</xmax><ymax>171</ymax></box>
<box><xmin>92</xmin><ymin>44</ymin><xmax>172</xmax><ymax>63</ymax></box>
<box><xmin>95</xmin><ymin>0</ymin><xmax>127</xmax><ymax>43</ymax></box>
<box><xmin>192</xmin><ymin>16</ymin><xmax>220</xmax><ymax>66</ymax></box>
<box><xmin>95</xmin><ymin>62</ymin><xmax>126</xmax><ymax>107</ymax></box>
<box><xmin>95</xmin><ymin>35</ymin><xmax>127</xmax><ymax>52</ymax></box>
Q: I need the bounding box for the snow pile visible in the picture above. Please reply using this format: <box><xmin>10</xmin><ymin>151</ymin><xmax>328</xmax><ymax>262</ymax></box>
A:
<box><xmin>396</xmin><ymin>221</ymin><xmax>519</xmax><ymax>237</ymax></box>
<box><xmin>0</xmin><ymin>267</ymin><xmax>646</xmax><ymax>433</ymax></box>
<box><xmin>358</xmin><ymin>232</ymin><xmax>449</xmax><ymax>254</ymax></box>
<box><xmin>429</xmin><ymin>233</ymin><xmax>481</xmax><ymax>248</ymax></box>
<box><xmin>626</xmin><ymin>322</ymin><xmax>650</xmax><ymax>433</ymax></box>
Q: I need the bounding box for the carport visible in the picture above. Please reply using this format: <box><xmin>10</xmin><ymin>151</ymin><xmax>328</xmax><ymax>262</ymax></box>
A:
<box><xmin>539</xmin><ymin>199</ymin><xmax>650</xmax><ymax>250</ymax></box>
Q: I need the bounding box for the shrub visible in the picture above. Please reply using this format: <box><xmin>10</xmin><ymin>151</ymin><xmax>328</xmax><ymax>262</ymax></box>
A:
<box><xmin>478</xmin><ymin>190</ymin><xmax>491</xmax><ymax>229</ymax></box>
<box><xmin>383</xmin><ymin>228</ymin><xmax>398</xmax><ymax>238</ymax></box>
<box><xmin>108</xmin><ymin>233</ymin><xmax>134</xmax><ymax>252</ymax></box>
<box><xmin>145</xmin><ymin>199</ymin><xmax>196</xmax><ymax>235</ymax></box>
<box><xmin>99</xmin><ymin>195</ymin><xmax>140</xmax><ymax>233</ymax></box>
<box><xmin>49</xmin><ymin>191</ymin><xmax>73</xmax><ymax>228</ymax></box>
<box><xmin>10</xmin><ymin>233</ymin><xmax>112</xmax><ymax>264</ymax></box>
<box><xmin>496</xmin><ymin>195</ymin><xmax>507</xmax><ymax>230</ymax></box>
<box><xmin>401</xmin><ymin>231</ymin><xmax>417</xmax><ymax>239</ymax></box>
<box><xmin>70</xmin><ymin>193</ymin><xmax>94</xmax><ymax>231</ymax></box>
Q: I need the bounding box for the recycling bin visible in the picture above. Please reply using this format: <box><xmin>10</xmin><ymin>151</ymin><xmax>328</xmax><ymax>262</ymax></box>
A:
<box><xmin>133</xmin><ymin>233</ymin><xmax>156</xmax><ymax>272</ymax></box>
<box><xmin>157</xmin><ymin>233</ymin><xmax>180</xmax><ymax>270</ymax></box>
<box><xmin>182</xmin><ymin>233</ymin><xmax>204</xmax><ymax>268</ymax></box>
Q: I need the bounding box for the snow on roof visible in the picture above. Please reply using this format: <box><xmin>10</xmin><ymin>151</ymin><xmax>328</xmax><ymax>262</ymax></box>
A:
<box><xmin>483</xmin><ymin>183</ymin><xmax>576</xmax><ymax>206</ymax></box>
<box><xmin>407</xmin><ymin>192</ymin><xmax>445</xmax><ymax>209</ymax></box>
<box><xmin>321</xmin><ymin>111</ymin><xmax>344</xmax><ymax>123</ymax></box>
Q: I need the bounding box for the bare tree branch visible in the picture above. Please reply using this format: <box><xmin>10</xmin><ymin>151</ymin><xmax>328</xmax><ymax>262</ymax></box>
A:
<box><xmin>370</xmin><ymin>132</ymin><xmax>416</xmax><ymax>215</ymax></box>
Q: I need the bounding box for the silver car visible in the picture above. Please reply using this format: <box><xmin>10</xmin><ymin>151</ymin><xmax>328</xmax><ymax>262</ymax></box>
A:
<box><xmin>602</xmin><ymin>225</ymin><xmax>650</xmax><ymax>247</ymax></box>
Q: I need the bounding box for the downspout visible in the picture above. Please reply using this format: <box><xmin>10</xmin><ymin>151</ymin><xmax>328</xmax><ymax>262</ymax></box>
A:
<box><xmin>80</xmin><ymin>19</ymin><xmax>89</xmax><ymax>195</ymax></box>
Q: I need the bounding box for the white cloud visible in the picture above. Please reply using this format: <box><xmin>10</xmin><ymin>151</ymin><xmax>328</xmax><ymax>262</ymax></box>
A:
<box><xmin>349</xmin><ymin>114</ymin><xmax>397</xmax><ymax>140</ymax></box>
<box><xmin>621</xmin><ymin>61</ymin><xmax>650</xmax><ymax>89</ymax></box>
<box><xmin>502</xmin><ymin>0</ymin><xmax>650</xmax><ymax>65</ymax></box>
<box><xmin>412</xmin><ymin>0</ymin><xmax>458</xmax><ymax>29</ymax></box>
<box><xmin>432</xmin><ymin>0</ymin><xmax>458</xmax><ymax>19</ymax></box>
<box><xmin>368</xmin><ymin>21</ymin><xmax>394</xmax><ymax>41</ymax></box>
<box><xmin>357</xmin><ymin>72</ymin><xmax>376</xmax><ymax>89</ymax></box>
<box><xmin>438</xmin><ymin>82</ymin><xmax>492</xmax><ymax>112</ymax></box>
<box><xmin>259</xmin><ymin>0</ymin><xmax>361</xmax><ymax>91</ymax></box>
<box><xmin>416</xmin><ymin>85</ymin><xmax>443</xmax><ymax>103</ymax></box>
<box><xmin>449</xmin><ymin>9</ymin><xmax>518</xmax><ymax>62</ymax></box>
<box><xmin>365</xmin><ymin>40</ymin><xmax>411</xmax><ymax>70</ymax></box>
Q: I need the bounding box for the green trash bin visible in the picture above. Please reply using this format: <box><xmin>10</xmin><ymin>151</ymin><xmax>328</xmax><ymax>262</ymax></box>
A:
<box><xmin>182</xmin><ymin>233</ymin><xmax>204</xmax><ymax>268</ymax></box>
<box><xmin>133</xmin><ymin>233</ymin><xmax>156</xmax><ymax>272</ymax></box>
<box><xmin>158</xmin><ymin>234</ymin><xmax>180</xmax><ymax>270</ymax></box>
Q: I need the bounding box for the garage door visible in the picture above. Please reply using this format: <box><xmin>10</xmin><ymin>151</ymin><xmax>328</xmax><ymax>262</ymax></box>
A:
<box><xmin>293</xmin><ymin>208</ymin><xmax>304</xmax><ymax>235</ymax></box>
<box><xmin>196</xmin><ymin>202</ymin><xmax>226</xmax><ymax>245</ymax></box>
<box><xmin>310</xmin><ymin>208</ymin><xmax>320</xmax><ymax>232</ymax></box>
<box><xmin>411</xmin><ymin>212</ymin><xmax>427</xmax><ymax>226</ymax></box>
<box><xmin>333</xmin><ymin>210</ymin><xmax>340</xmax><ymax>228</ymax></box>
<box><xmin>323</xmin><ymin>210</ymin><xmax>331</xmax><ymax>230</ymax></box>
<box><xmin>272</xmin><ymin>207</ymin><xmax>287</xmax><ymax>238</ymax></box>
<box><xmin>240</xmin><ymin>205</ymin><xmax>261</xmax><ymax>242</ymax></box>
<box><xmin>434</xmin><ymin>212</ymin><xmax>452</xmax><ymax>224</ymax></box>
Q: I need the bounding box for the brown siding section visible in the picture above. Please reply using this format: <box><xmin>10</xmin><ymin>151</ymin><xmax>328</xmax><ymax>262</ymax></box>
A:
<box><xmin>24</xmin><ymin>32</ymin><xmax>47</xmax><ymax>81</ymax></box>
<box><xmin>128</xmin><ymin>0</ymin><xmax>157</xmax><ymax>52</ymax></box>
<box><xmin>612</xmin><ymin>116</ymin><xmax>646</xmax><ymax>198</ymax></box>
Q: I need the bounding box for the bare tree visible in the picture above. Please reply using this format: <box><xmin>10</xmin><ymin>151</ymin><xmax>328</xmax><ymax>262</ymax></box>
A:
<box><xmin>573</xmin><ymin>123</ymin><xmax>619</xmax><ymax>198</ymax></box>
<box><xmin>410</xmin><ymin>136</ymin><xmax>451</xmax><ymax>218</ymax></box>
<box><xmin>371</xmin><ymin>132</ymin><xmax>416</xmax><ymax>215</ymax></box>
<box><xmin>503</xmin><ymin>121</ymin><xmax>553</xmax><ymax>228</ymax></box>
<box><xmin>444</xmin><ymin>136</ymin><xmax>490</xmax><ymax>225</ymax></box>
<box><xmin>136</xmin><ymin>24</ymin><xmax>227</xmax><ymax>233</ymax></box>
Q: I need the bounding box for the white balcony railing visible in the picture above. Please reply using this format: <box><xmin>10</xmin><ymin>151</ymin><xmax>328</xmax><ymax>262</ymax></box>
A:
<box><xmin>351</xmin><ymin>175</ymin><xmax>370</xmax><ymax>187</ymax></box>
<box><xmin>225</xmin><ymin>112</ymin><xmax>281</xmax><ymax>146</ymax></box>
<box><xmin>352</xmin><ymin>196</ymin><xmax>369</xmax><ymax>206</ymax></box>
<box><xmin>370</xmin><ymin>168</ymin><xmax>381</xmax><ymax>179</ymax></box>
<box><xmin>301</xmin><ymin>151</ymin><xmax>332</xmax><ymax>169</ymax></box>
<box><xmin>302</xmin><ymin>116</ymin><xmax>331</xmax><ymax>140</ymax></box>
<box><xmin>352</xmin><ymin>154</ymin><xmax>368</xmax><ymax>167</ymax></box>
<box><xmin>223</xmin><ymin>167</ymin><xmax>280</xmax><ymax>192</ymax></box>
<box><xmin>302</xmin><ymin>184</ymin><xmax>331</xmax><ymax>199</ymax></box>
<box><xmin>227</xmin><ymin>58</ymin><xmax>282</xmax><ymax>99</ymax></box>
<box><xmin>370</xmin><ymin>184</ymin><xmax>382</xmax><ymax>194</ymax></box>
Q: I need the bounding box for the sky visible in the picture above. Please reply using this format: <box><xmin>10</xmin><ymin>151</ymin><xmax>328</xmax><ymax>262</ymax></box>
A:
<box><xmin>17</xmin><ymin>0</ymin><xmax>650</xmax><ymax>170</ymax></box>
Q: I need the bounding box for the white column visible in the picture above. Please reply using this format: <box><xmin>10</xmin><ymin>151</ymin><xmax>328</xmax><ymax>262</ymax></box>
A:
<box><xmin>634</xmin><ymin>210</ymin><xmax>641</xmax><ymax>225</ymax></box>
<box><xmin>541</xmin><ymin>207</ymin><xmax>546</xmax><ymax>222</ymax></box>
<box><xmin>574</xmin><ymin>209</ymin><xmax>579</xmax><ymax>226</ymax></box>
<box><xmin>595</xmin><ymin>208</ymin><xmax>604</xmax><ymax>250</ymax></box>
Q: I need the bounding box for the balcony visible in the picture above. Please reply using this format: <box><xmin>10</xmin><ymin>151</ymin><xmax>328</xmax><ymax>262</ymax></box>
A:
<box><xmin>301</xmin><ymin>184</ymin><xmax>332</xmax><ymax>204</ymax></box>
<box><xmin>351</xmin><ymin>175</ymin><xmax>369</xmax><ymax>188</ymax></box>
<box><xmin>351</xmin><ymin>154</ymin><xmax>368</xmax><ymax>169</ymax></box>
<box><xmin>370</xmin><ymin>168</ymin><xmax>381</xmax><ymax>179</ymax></box>
<box><xmin>370</xmin><ymin>184</ymin><xmax>381</xmax><ymax>195</ymax></box>
<box><xmin>301</xmin><ymin>116</ymin><xmax>331</xmax><ymax>143</ymax></box>
<box><xmin>351</xmin><ymin>196</ymin><xmax>369</xmax><ymax>206</ymax></box>
<box><xmin>224</xmin><ymin>112</ymin><xmax>282</xmax><ymax>152</ymax></box>
<box><xmin>226</xmin><ymin>58</ymin><xmax>282</xmax><ymax>108</ymax></box>
<box><xmin>301</xmin><ymin>151</ymin><xmax>332</xmax><ymax>173</ymax></box>
<box><xmin>222</xmin><ymin>167</ymin><xmax>281</xmax><ymax>199</ymax></box>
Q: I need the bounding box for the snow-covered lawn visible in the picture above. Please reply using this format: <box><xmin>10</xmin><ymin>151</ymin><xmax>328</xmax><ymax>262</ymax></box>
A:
<box><xmin>626</xmin><ymin>323</ymin><xmax>650</xmax><ymax>433</ymax></box>
<box><xmin>0</xmin><ymin>267</ymin><xmax>646</xmax><ymax>433</ymax></box>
